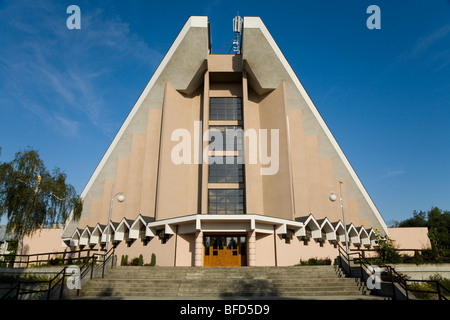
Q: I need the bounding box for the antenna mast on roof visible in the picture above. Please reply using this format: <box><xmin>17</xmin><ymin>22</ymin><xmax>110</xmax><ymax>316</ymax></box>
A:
<box><xmin>232</xmin><ymin>16</ymin><xmax>243</xmax><ymax>54</ymax></box>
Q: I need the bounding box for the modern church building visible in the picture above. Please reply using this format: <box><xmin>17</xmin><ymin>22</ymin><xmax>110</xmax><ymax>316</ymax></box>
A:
<box><xmin>60</xmin><ymin>16</ymin><xmax>393</xmax><ymax>267</ymax></box>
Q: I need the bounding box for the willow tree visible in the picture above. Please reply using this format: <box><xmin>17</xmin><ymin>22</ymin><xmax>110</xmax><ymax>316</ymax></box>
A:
<box><xmin>0</xmin><ymin>148</ymin><xmax>83</xmax><ymax>255</ymax></box>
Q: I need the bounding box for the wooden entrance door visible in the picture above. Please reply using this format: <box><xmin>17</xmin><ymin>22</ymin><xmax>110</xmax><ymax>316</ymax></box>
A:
<box><xmin>204</xmin><ymin>235</ymin><xmax>247</xmax><ymax>267</ymax></box>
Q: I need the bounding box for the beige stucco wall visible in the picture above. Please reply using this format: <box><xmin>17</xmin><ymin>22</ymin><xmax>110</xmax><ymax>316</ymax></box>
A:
<box><xmin>388</xmin><ymin>227</ymin><xmax>431</xmax><ymax>251</ymax></box>
<box><xmin>113</xmin><ymin>232</ymin><xmax>192</xmax><ymax>267</ymax></box>
<box><xmin>175</xmin><ymin>233</ymin><xmax>196</xmax><ymax>266</ymax></box>
<box><xmin>258</xmin><ymin>82</ymin><xmax>293</xmax><ymax>220</ymax></box>
<box><xmin>76</xmin><ymin>108</ymin><xmax>162</xmax><ymax>230</ymax></box>
<box><xmin>255</xmin><ymin>233</ymin><xmax>344</xmax><ymax>266</ymax></box>
<box><xmin>22</xmin><ymin>228</ymin><xmax>65</xmax><ymax>255</ymax></box>
<box><xmin>244</xmin><ymin>85</ymin><xmax>264</xmax><ymax>215</ymax></box>
<box><xmin>156</xmin><ymin>83</ymin><xmax>202</xmax><ymax>220</ymax></box>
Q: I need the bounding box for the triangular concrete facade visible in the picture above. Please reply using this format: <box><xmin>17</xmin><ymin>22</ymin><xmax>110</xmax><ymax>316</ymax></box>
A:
<box><xmin>62</xmin><ymin>15</ymin><xmax>387</xmax><ymax>260</ymax></box>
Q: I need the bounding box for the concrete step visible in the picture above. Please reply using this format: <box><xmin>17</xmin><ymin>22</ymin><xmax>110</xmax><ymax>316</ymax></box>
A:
<box><xmin>80</xmin><ymin>288</ymin><xmax>366</xmax><ymax>297</ymax></box>
<box><xmin>77</xmin><ymin>265</ymin><xmax>369</xmax><ymax>299</ymax></box>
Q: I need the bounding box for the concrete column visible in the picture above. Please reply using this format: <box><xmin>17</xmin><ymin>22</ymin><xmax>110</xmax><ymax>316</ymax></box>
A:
<box><xmin>248</xmin><ymin>230</ymin><xmax>256</xmax><ymax>267</ymax></box>
<box><xmin>201</xmin><ymin>71</ymin><xmax>210</xmax><ymax>214</ymax></box>
<box><xmin>194</xmin><ymin>230</ymin><xmax>203</xmax><ymax>267</ymax></box>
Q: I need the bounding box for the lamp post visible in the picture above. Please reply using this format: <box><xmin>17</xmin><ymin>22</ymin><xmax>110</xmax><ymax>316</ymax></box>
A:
<box><xmin>105</xmin><ymin>185</ymin><xmax>125</xmax><ymax>252</ymax></box>
<box><xmin>329</xmin><ymin>181</ymin><xmax>349</xmax><ymax>255</ymax></box>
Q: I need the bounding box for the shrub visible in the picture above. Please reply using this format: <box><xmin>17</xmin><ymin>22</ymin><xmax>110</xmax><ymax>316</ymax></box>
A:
<box><xmin>120</xmin><ymin>255</ymin><xmax>128</xmax><ymax>266</ymax></box>
<box><xmin>407</xmin><ymin>273</ymin><xmax>450</xmax><ymax>300</ymax></box>
<box><xmin>374</xmin><ymin>229</ymin><xmax>402</xmax><ymax>263</ymax></box>
<box><xmin>298</xmin><ymin>257</ymin><xmax>331</xmax><ymax>266</ymax></box>
<box><xmin>48</xmin><ymin>255</ymin><xmax>63</xmax><ymax>266</ymax></box>
<box><xmin>150</xmin><ymin>253</ymin><xmax>156</xmax><ymax>266</ymax></box>
<box><xmin>138</xmin><ymin>254</ymin><xmax>144</xmax><ymax>266</ymax></box>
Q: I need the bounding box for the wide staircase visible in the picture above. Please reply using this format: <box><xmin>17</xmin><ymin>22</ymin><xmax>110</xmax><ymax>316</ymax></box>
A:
<box><xmin>76</xmin><ymin>265</ymin><xmax>380</xmax><ymax>299</ymax></box>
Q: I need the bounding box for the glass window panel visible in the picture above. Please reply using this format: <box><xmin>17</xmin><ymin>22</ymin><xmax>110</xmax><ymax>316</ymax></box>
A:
<box><xmin>208</xmin><ymin>189</ymin><xmax>246</xmax><ymax>214</ymax></box>
<box><xmin>210</xmin><ymin>97</ymin><xmax>242</xmax><ymax>120</ymax></box>
<box><xmin>205</xmin><ymin>237</ymin><xmax>210</xmax><ymax>256</ymax></box>
<box><xmin>209</xmin><ymin>126</ymin><xmax>243</xmax><ymax>151</ymax></box>
<box><xmin>227</xmin><ymin>237</ymin><xmax>232</xmax><ymax>249</ymax></box>
<box><xmin>231</xmin><ymin>237</ymin><xmax>238</xmax><ymax>249</ymax></box>
<box><xmin>208</xmin><ymin>157</ymin><xmax>244</xmax><ymax>183</ymax></box>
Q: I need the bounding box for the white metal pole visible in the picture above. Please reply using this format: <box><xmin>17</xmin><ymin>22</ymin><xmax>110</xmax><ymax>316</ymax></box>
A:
<box><xmin>105</xmin><ymin>185</ymin><xmax>114</xmax><ymax>252</ymax></box>
<box><xmin>339</xmin><ymin>181</ymin><xmax>350</xmax><ymax>256</ymax></box>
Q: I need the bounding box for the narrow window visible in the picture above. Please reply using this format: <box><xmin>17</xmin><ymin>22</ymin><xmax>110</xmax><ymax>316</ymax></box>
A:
<box><xmin>208</xmin><ymin>189</ymin><xmax>245</xmax><ymax>215</ymax></box>
<box><xmin>210</xmin><ymin>97</ymin><xmax>242</xmax><ymax>121</ymax></box>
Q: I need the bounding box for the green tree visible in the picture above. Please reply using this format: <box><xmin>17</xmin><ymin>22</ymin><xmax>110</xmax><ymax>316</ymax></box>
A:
<box><xmin>398</xmin><ymin>207</ymin><xmax>450</xmax><ymax>252</ymax></box>
<box><xmin>0</xmin><ymin>147</ymin><xmax>83</xmax><ymax>255</ymax></box>
<box><xmin>398</xmin><ymin>210</ymin><xmax>428</xmax><ymax>228</ymax></box>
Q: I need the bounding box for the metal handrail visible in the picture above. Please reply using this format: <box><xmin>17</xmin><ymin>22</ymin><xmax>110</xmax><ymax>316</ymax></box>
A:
<box><xmin>337</xmin><ymin>244</ymin><xmax>449</xmax><ymax>300</ymax></box>
<box><xmin>99</xmin><ymin>247</ymin><xmax>115</xmax><ymax>278</ymax></box>
<box><xmin>0</xmin><ymin>249</ymin><xmax>96</xmax><ymax>268</ymax></box>
<box><xmin>0</xmin><ymin>248</ymin><xmax>114</xmax><ymax>300</ymax></box>
<box><xmin>0</xmin><ymin>268</ymin><xmax>67</xmax><ymax>300</ymax></box>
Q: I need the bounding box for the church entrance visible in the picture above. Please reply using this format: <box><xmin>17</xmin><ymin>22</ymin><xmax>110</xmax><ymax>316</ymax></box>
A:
<box><xmin>203</xmin><ymin>234</ymin><xmax>247</xmax><ymax>267</ymax></box>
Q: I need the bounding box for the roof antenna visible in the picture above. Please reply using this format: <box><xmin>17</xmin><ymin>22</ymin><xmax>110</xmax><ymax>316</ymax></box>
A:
<box><xmin>232</xmin><ymin>15</ymin><xmax>243</xmax><ymax>54</ymax></box>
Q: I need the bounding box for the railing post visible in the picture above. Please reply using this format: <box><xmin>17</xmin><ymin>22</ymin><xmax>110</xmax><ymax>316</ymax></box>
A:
<box><xmin>436</xmin><ymin>282</ymin><xmax>442</xmax><ymax>300</ymax></box>
<box><xmin>406</xmin><ymin>285</ymin><xmax>409</xmax><ymax>299</ymax></box>
<box><xmin>347</xmin><ymin>253</ymin><xmax>352</xmax><ymax>277</ymax></box>
<box><xmin>90</xmin><ymin>256</ymin><xmax>96</xmax><ymax>280</ymax></box>
<box><xmin>112</xmin><ymin>248</ymin><xmax>115</xmax><ymax>269</ymax></box>
<box><xmin>391</xmin><ymin>268</ymin><xmax>397</xmax><ymax>300</ymax></box>
<box><xmin>47</xmin><ymin>278</ymin><xmax>52</xmax><ymax>300</ymax></box>
<box><xmin>359</xmin><ymin>254</ymin><xmax>364</xmax><ymax>285</ymax></box>
<box><xmin>15</xmin><ymin>282</ymin><xmax>20</xmax><ymax>300</ymax></box>
<box><xmin>60</xmin><ymin>267</ymin><xmax>66</xmax><ymax>299</ymax></box>
<box><xmin>102</xmin><ymin>253</ymin><xmax>106</xmax><ymax>278</ymax></box>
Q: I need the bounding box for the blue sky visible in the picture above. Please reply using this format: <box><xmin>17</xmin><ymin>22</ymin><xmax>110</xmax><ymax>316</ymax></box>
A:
<box><xmin>0</xmin><ymin>0</ymin><xmax>449</xmax><ymax>225</ymax></box>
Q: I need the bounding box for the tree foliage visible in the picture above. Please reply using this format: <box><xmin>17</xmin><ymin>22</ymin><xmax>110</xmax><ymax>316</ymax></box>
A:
<box><xmin>397</xmin><ymin>207</ymin><xmax>450</xmax><ymax>251</ymax></box>
<box><xmin>373</xmin><ymin>229</ymin><xmax>401</xmax><ymax>263</ymax></box>
<box><xmin>0</xmin><ymin>148</ymin><xmax>83</xmax><ymax>243</ymax></box>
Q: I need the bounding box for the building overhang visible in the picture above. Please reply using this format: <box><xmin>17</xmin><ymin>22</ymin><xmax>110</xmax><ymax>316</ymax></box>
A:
<box><xmin>62</xmin><ymin>212</ymin><xmax>381</xmax><ymax>250</ymax></box>
<box><xmin>142</xmin><ymin>214</ymin><xmax>305</xmax><ymax>237</ymax></box>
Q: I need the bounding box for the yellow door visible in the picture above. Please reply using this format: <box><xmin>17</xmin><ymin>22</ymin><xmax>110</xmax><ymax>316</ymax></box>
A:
<box><xmin>204</xmin><ymin>235</ymin><xmax>247</xmax><ymax>267</ymax></box>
